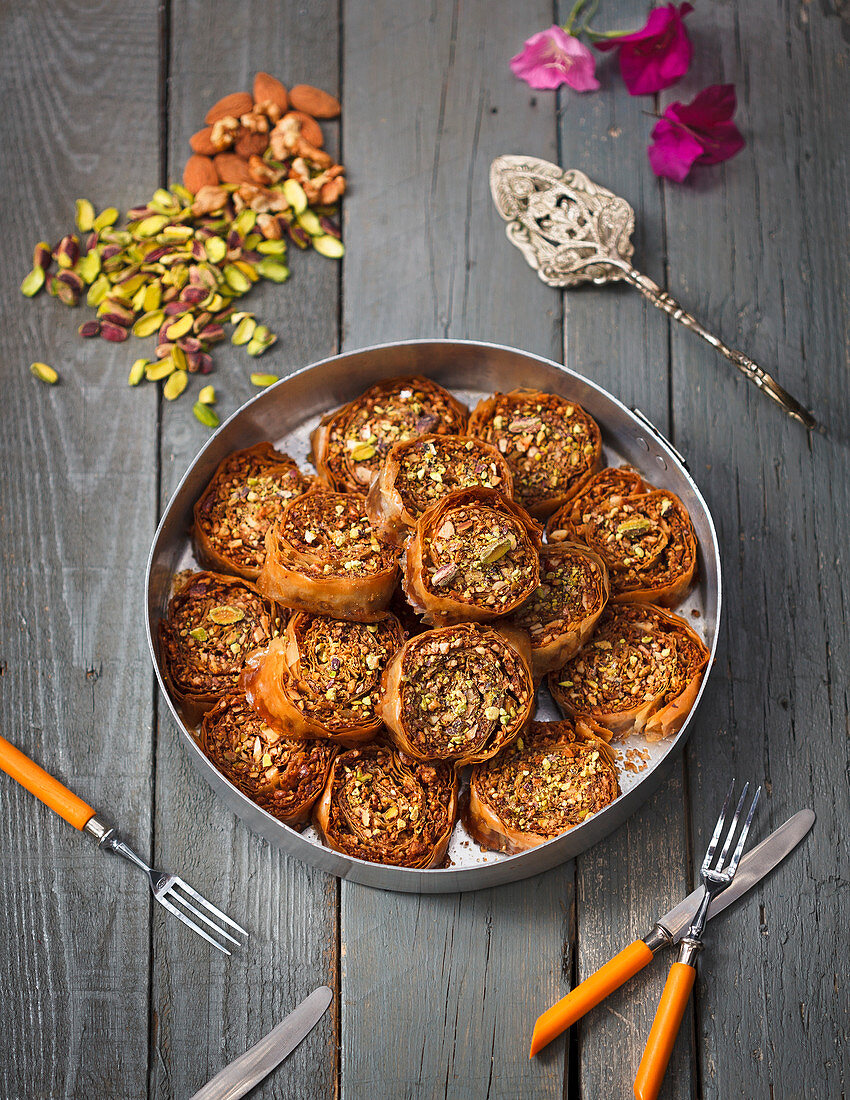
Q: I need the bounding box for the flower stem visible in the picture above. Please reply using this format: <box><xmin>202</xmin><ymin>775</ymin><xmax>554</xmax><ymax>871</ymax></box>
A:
<box><xmin>563</xmin><ymin>0</ymin><xmax>588</xmax><ymax>36</ymax></box>
<box><xmin>584</xmin><ymin>23</ymin><xmax>639</xmax><ymax>39</ymax></box>
<box><xmin>577</xmin><ymin>0</ymin><xmax>599</xmax><ymax>35</ymax></box>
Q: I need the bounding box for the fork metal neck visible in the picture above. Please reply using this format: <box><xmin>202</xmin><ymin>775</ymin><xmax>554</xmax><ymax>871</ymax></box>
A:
<box><xmin>686</xmin><ymin>888</ymin><xmax>714</xmax><ymax>942</ymax></box>
<box><xmin>84</xmin><ymin>813</ymin><xmax>152</xmax><ymax>874</ymax></box>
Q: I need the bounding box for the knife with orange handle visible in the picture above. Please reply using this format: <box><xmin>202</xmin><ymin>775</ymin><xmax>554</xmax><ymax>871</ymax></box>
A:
<box><xmin>529</xmin><ymin>807</ymin><xmax>814</xmax><ymax>1059</ymax></box>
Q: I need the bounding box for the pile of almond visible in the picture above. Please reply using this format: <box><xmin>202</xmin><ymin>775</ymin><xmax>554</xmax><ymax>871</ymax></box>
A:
<box><xmin>184</xmin><ymin>73</ymin><xmax>345</xmax><ymax>215</ymax></box>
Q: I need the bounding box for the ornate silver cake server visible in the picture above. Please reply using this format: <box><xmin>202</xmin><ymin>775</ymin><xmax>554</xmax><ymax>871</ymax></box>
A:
<box><xmin>490</xmin><ymin>155</ymin><xmax>817</xmax><ymax>430</ymax></box>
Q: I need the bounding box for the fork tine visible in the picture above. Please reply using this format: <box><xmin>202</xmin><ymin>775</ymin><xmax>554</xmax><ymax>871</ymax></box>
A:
<box><xmin>726</xmin><ymin>786</ymin><xmax>761</xmax><ymax>875</ymax></box>
<box><xmin>157</xmin><ymin>893</ymin><xmax>232</xmax><ymax>955</ymax></box>
<box><xmin>174</xmin><ymin>879</ymin><xmax>249</xmax><ymax>936</ymax></box>
<box><xmin>716</xmin><ymin>782</ymin><xmax>750</xmax><ymax>869</ymax></box>
<box><xmin>166</xmin><ymin>886</ymin><xmax>242</xmax><ymax>947</ymax></box>
<box><xmin>702</xmin><ymin>778</ymin><xmax>735</xmax><ymax>874</ymax></box>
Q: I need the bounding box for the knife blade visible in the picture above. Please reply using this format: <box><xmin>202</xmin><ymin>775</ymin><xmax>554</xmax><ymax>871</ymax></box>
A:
<box><xmin>189</xmin><ymin>985</ymin><xmax>333</xmax><ymax>1100</ymax></box>
<box><xmin>659</xmin><ymin>808</ymin><xmax>815</xmax><ymax>942</ymax></box>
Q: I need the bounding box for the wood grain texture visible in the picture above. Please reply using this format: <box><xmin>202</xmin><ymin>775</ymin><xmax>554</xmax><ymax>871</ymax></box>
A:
<box><xmin>339</xmin><ymin>3</ymin><xmax>570</xmax><ymax>1097</ymax></box>
<box><xmin>1</xmin><ymin>3</ymin><xmax>848</xmax><ymax>1098</ymax></box>
<box><xmin>149</xmin><ymin>3</ymin><xmax>341</xmax><ymax>1098</ymax></box>
<box><xmin>666</xmin><ymin>3</ymin><xmax>850</xmax><ymax>1098</ymax></box>
<box><xmin>0</xmin><ymin>3</ymin><xmax>160</xmax><ymax>1098</ymax></box>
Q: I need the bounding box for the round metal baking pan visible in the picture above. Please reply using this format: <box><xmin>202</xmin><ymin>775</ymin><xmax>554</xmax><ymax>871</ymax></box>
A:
<box><xmin>145</xmin><ymin>339</ymin><xmax>721</xmax><ymax>893</ymax></box>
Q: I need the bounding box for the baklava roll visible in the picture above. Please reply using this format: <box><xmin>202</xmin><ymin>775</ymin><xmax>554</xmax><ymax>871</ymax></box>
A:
<box><xmin>313</xmin><ymin>741</ymin><xmax>458</xmax><ymax>868</ymax></box>
<box><xmin>192</xmin><ymin>442</ymin><xmax>314</xmax><ymax>579</ymax></box>
<box><xmin>463</xmin><ymin>719</ymin><xmax>619</xmax><ymax>854</ymax></box>
<box><xmin>241</xmin><ymin>612</ymin><xmax>405</xmax><ymax>744</ymax></box>
<box><xmin>366</xmin><ymin>434</ymin><xmax>513</xmax><ymax>547</ymax></box>
<box><xmin>548</xmin><ymin>604</ymin><xmax>709</xmax><ymax>742</ymax></box>
<box><xmin>199</xmin><ymin>693</ymin><xmax>336</xmax><ymax>828</ymax></box>
<box><xmin>509</xmin><ymin>543</ymin><xmax>609</xmax><ymax>679</ymax></box>
<box><xmin>547</xmin><ymin>468</ymin><xmax>697</xmax><ymax>606</ymax></box>
<box><xmin>402</xmin><ymin>487</ymin><xmax>541</xmax><ymax>626</ymax></box>
<box><xmin>468</xmin><ymin>389</ymin><xmax>602</xmax><ymax>518</ymax></box>
<box><xmin>310</xmin><ymin>376</ymin><xmax>468</xmax><ymax>495</ymax></box>
<box><xmin>158</xmin><ymin>571</ymin><xmax>282</xmax><ymax>725</ymax></box>
<box><xmin>256</xmin><ymin>490</ymin><xmax>399</xmax><ymax>621</ymax></box>
<box><xmin>378</xmin><ymin>622</ymin><xmax>535</xmax><ymax>766</ymax></box>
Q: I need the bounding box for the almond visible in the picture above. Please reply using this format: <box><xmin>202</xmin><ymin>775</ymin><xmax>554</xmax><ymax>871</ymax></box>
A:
<box><xmin>253</xmin><ymin>72</ymin><xmax>289</xmax><ymax>112</ymax></box>
<box><xmin>183</xmin><ymin>155</ymin><xmax>219</xmax><ymax>193</ymax></box>
<box><xmin>282</xmin><ymin>110</ymin><xmax>324</xmax><ymax>148</ymax></box>
<box><xmin>189</xmin><ymin>127</ymin><xmax>218</xmax><ymax>155</ymax></box>
<box><xmin>213</xmin><ymin>153</ymin><xmax>254</xmax><ymax>185</ymax></box>
<box><xmin>289</xmin><ymin>84</ymin><xmax>340</xmax><ymax>119</ymax></box>
<box><xmin>205</xmin><ymin>92</ymin><xmax>253</xmax><ymax>125</ymax></box>
<box><xmin>234</xmin><ymin>130</ymin><xmax>269</xmax><ymax>158</ymax></box>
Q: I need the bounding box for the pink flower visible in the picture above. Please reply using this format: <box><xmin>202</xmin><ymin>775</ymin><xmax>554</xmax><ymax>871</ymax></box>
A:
<box><xmin>648</xmin><ymin>84</ymin><xmax>745</xmax><ymax>182</ymax></box>
<box><xmin>596</xmin><ymin>3</ymin><xmax>693</xmax><ymax>96</ymax></box>
<box><xmin>510</xmin><ymin>25</ymin><xmax>600</xmax><ymax>92</ymax></box>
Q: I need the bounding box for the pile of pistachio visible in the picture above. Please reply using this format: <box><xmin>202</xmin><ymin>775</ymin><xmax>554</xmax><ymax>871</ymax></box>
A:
<box><xmin>21</xmin><ymin>181</ymin><xmax>342</xmax><ymax>427</ymax></box>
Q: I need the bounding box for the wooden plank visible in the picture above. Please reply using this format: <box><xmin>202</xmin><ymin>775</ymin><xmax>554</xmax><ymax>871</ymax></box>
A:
<box><xmin>148</xmin><ymin>3</ymin><xmax>341</xmax><ymax>1097</ymax></box>
<box><xmin>339</xmin><ymin>4</ymin><xmax>572</xmax><ymax>1098</ymax></box>
<box><xmin>552</xmin><ymin>1</ymin><xmax>696</xmax><ymax>1095</ymax></box>
<box><xmin>666</xmin><ymin>3</ymin><xmax>850</xmax><ymax>1097</ymax></box>
<box><xmin>0</xmin><ymin>3</ymin><xmax>161</xmax><ymax>1098</ymax></box>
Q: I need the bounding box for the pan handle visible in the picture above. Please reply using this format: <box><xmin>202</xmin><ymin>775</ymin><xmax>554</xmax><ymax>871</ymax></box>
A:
<box><xmin>630</xmin><ymin>407</ymin><xmax>689</xmax><ymax>473</ymax></box>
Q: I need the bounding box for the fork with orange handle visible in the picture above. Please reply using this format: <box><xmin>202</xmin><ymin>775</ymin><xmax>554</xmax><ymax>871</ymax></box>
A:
<box><xmin>0</xmin><ymin>733</ymin><xmax>248</xmax><ymax>954</ymax></box>
<box><xmin>530</xmin><ymin>781</ymin><xmax>762</xmax><ymax>1100</ymax></box>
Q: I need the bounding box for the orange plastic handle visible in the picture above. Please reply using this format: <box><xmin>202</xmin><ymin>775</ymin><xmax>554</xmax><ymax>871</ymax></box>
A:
<box><xmin>530</xmin><ymin>939</ymin><xmax>654</xmax><ymax>1056</ymax></box>
<box><xmin>633</xmin><ymin>961</ymin><xmax>697</xmax><ymax>1100</ymax></box>
<box><xmin>0</xmin><ymin>734</ymin><xmax>94</xmax><ymax>830</ymax></box>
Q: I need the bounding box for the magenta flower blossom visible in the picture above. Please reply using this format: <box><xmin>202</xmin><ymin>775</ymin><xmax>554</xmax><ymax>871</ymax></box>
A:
<box><xmin>648</xmin><ymin>84</ymin><xmax>745</xmax><ymax>182</ymax></box>
<box><xmin>510</xmin><ymin>25</ymin><xmax>600</xmax><ymax>92</ymax></box>
<box><xmin>596</xmin><ymin>3</ymin><xmax>693</xmax><ymax>96</ymax></box>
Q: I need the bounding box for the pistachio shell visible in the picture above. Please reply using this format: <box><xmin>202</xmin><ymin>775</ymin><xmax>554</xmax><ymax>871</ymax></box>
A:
<box><xmin>136</xmin><ymin>215</ymin><xmax>170</xmax><ymax>238</ymax></box>
<box><xmin>20</xmin><ymin>268</ymin><xmax>45</xmax><ymax>297</ymax></box>
<box><xmin>312</xmin><ymin>234</ymin><xmax>345</xmax><ymax>259</ymax></box>
<box><xmin>233</xmin><ymin>210</ymin><xmax>257</xmax><ymax>235</ymax></box>
<box><xmin>208</xmin><ymin>605</ymin><xmax>245</xmax><ymax>625</ymax></box>
<box><xmin>75</xmin><ymin>199</ymin><xmax>96</xmax><ymax>233</ymax></box>
<box><xmin>233</xmin><ymin>259</ymin><xmax>259</xmax><ymax>283</ymax></box>
<box><xmin>86</xmin><ymin>274</ymin><xmax>111</xmax><ymax>307</ymax></box>
<box><xmin>257</xmin><ymin>259</ymin><xmax>290</xmax><ymax>283</ymax></box>
<box><xmin>30</xmin><ymin>362</ymin><xmax>58</xmax><ymax>384</ymax></box>
<box><xmin>146</xmin><ymin>358</ymin><xmax>175</xmax><ymax>381</ymax></box>
<box><xmin>93</xmin><ymin>207</ymin><xmax>119</xmax><ymax>231</ymax></box>
<box><xmin>205</xmin><ymin>236</ymin><xmax>227</xmax><ymax>264</ymax></box>
<box><xmin>479</xmin><ymin>538</ymin><xmax>512</xmax><ymax>564</ymax></box>
<box><xmin>223</xmin><ymin>264</ymin><xmax>252</xmax><ymax>294</ymax></box>
<box><xmin>165</xmin><ymin>313</ymin><xmax>194</xmax><ymax>340</ymax></box>
<box><xmin>193</xmin><ymin>401</ymin><xmax>220</xmax><ymax>428</ymax></box>
<box><xmin>133</xmin><ymin>309</ymin><xmax>166</xmax><ymax>337</ymax></box>
<box><xmin>143</xmin><ymin>282</ymin><xmax>162</xmax><ymax>312</ymax></box>
<box><xmin>128</xmin><ymin>359</ymin><xmax>148</xmax><ymax>386</ymax></box>
<box><xmin>75</xmin><ymin>251</ymin><xmax>101</xmax><ymax>284</ymax></box>
<box><xmin>282</xmin><ymin>179</ymin><xmax>307</xmax><ymax>215</ymax></box>
<box><xmin>231</xmin><ymin>316</ymin><xmax>257</xmax><ymax>345</ymax></box>
<box><xmin>256</xmin><ymin>239</ymin><xmax>288</xmax><ymax>256</ymax></box>
<box><xmin>170</xmin><ymin>183</ymin><xmax>194</xmax><ymax>204</ymax></box>
<box><xmin>171</xmin><ymin>345</ymin><xmax>188</xmax><ymax>372</ymax></box>
<box><xmin>163</xmin><ymin>369</ymin><xmax>189</xmax><ymax>401</ymax></box>
<box><xmin>296</xmin><ymin>209</ymin><xmax>322</xmax><ymax>237</ymax></box>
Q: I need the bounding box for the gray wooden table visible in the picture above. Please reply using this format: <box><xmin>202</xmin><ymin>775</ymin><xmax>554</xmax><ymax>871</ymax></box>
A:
<box><xmin>2</xmin><ymin>2</ymin><xmax>848</xmax><ymax>1097</ymax></box>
